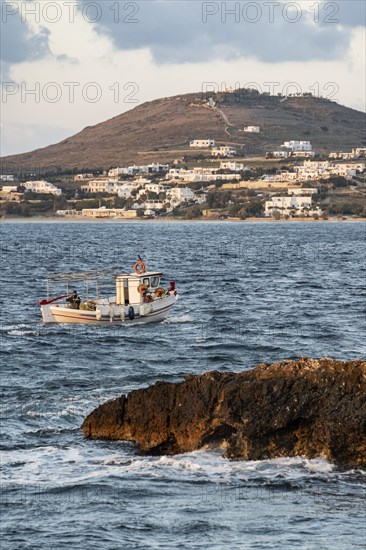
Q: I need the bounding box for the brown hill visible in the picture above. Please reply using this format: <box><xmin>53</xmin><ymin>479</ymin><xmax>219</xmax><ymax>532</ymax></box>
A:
<box><xmin>2</xmin><ymin>89</ymin><xmax>365</xmax><ymax>173</ymax></box>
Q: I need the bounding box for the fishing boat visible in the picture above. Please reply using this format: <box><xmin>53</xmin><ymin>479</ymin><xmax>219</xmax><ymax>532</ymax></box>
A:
<box><xmin>39</xmin><ymin>259</ymin><xmax>178</xmax><ymax>325</ymax></box>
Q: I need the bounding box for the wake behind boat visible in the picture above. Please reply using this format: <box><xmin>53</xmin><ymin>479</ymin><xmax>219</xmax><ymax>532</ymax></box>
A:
<box><xmin>39</xmin><ymin>259</ymin><xmax>178</xmax><ymax>325</ymax></box>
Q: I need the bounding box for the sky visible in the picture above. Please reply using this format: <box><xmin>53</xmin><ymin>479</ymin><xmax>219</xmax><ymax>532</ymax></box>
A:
<box><xmin>1</xmin><ymin>0</ymin><xmax>365</xmax><ymax>156</ymax></box>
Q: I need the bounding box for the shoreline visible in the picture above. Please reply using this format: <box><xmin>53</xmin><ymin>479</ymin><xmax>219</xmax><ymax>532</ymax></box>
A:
<box><xmin>1</xmin><ymin>216</ymin><xmax>365</xmax><ymax>224</ymax></box>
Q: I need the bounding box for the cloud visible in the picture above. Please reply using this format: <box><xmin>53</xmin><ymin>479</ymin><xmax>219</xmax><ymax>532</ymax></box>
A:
<box><xmin>0</xmin><ymin>1</ymin><xmax>50</xmax><ymax>64</ymax></box>
<box><xmin>78</xmin><ymin>0</ymin><xmax>360</xmax><ymax>64</ymax></box>
<box><xmin>325</xmin><ymin>0</ymin><xmax>366</xmax><ymax>27</ymax></box>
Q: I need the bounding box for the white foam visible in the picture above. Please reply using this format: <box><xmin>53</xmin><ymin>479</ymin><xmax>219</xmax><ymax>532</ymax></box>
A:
<box><xmin>0</xmin><ymin>445</ymin><xmax>356</xmax><ymax>489</ymax></box>
<box><xmin>163</xmin><ymin>314</ymin><xmax>193</xmax><ymax>324</ymax></box>
<box><xmin>95</xmin><ymin>451</ymin><xmax>338</xmax><ymax>483</ymax></box>
<box><xmin>301</xmin><ymin>456</ymin><xmax>334</xmax><ymax>474</ymax></box>
<box><xmin>8</xmin><ymin>329</ymin><xmax>40</xmax><ymax>336</ymax></box>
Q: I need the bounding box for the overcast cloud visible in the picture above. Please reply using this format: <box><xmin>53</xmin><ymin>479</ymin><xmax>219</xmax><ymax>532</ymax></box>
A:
<box><xmin>1</xmin><ymin>1</ymin><xmax>49</xmax><ymax>65</ymax></box>
<box><xmin>80</xmin><ymin>0</ymin><xmax>362</xmax><ymax>64</ymax></box>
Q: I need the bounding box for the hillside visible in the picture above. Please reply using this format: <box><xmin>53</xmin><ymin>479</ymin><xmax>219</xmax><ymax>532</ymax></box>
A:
<box><xmin>2</xmin><ymin>89</ymin><xmax>365</xmax><ymax>172</ymax></box>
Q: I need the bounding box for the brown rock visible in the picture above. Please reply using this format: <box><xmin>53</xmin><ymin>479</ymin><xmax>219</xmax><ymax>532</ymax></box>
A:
<box><xmin>82</xmin><ymin>358</ymin><xmax>366</xmax><ymax>468</ymax></box>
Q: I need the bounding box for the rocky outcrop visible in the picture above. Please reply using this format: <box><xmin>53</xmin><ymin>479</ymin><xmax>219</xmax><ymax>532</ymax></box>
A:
<box><xmin>82</xmin><ymin>358</ymin><xmax>366</xmax><ymax>468</ymax></box>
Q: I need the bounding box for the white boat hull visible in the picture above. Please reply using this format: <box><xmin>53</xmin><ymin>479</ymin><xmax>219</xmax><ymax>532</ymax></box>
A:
<box><xmin>45</xmin><ymin>295</ymin><xmax>178</xmax><ymax>325</ymax></box>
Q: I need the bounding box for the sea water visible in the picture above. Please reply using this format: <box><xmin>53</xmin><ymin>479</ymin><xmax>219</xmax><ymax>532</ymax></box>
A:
<box><xmin>1</xmin><ymin>221</ymin><xmax>365</xmax><ymax>549</ymax></box>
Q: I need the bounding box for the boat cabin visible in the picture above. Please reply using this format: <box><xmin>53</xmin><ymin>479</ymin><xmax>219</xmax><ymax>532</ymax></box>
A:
<box><xmin>116</xmin><ymin>272</ymin><xmax>162</xmax><ymax>306</ymax></box>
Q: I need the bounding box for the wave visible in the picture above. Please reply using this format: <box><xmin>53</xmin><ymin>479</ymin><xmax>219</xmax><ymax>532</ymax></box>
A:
<box><xmin>1</xmin><ymin>441</ymin><xmax>364</xmax><ymax>507</ymax></box>
<box><xmin>7</xmin><ymin>329</ymin><xmax>40</xmax><ymax>337</ymax></box>
<box><xmin>163</xmin><ymin>314</ymin><xmax>193</xmax><ymax>324</ymax></box>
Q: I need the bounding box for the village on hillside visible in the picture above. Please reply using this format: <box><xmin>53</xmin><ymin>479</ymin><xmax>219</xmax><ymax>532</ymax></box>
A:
<box><xmin>1</xmin><ymin>138</ymin><xmax>365</xmax><ymax>220</ymax></box>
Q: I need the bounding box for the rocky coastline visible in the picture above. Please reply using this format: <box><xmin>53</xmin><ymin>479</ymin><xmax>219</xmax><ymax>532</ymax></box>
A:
<box><xmin>82</xmin><ymin>358</ymin><xmax>366</xmax><ymax>468</ymax></box>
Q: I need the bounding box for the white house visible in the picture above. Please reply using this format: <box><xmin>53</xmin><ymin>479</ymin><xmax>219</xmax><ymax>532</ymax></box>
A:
<box><xmin>166</xmin><ymin>168</ymin><xmax>241</xmax><ymax>183</ymax></box>
<box><xmin>282</xmin><ymin>140</ymin><xmax>312</xmax><ymax>152</ymax></box>
<box><xmin>144</xmin><ymin>209</ymin><xmax>156</xmax><ymax>217</ymax></box>
<box><xmin>329</xmin><ymin>148</ymin><xmax>366</xmax><ymax>160</ymax></box>
<box><xmin>56</xmin><ymin>209</ymin><xmax>82</xmax><ymax>217</ymax></box>
<box><xmin>262</xmin><ymin>171</ymin><xmax>298</xmax><ymax>182</ymax></box>
<box><xmin>265</xmin><ymin>195</ymin><xmax>314</xmax><ymax>216</ymax></box>
<box><xmin>220</xmin><ymin>162</ymin><xmax>246</xmax><ymax>172</ymax></box>
<box><xmin>74</xmin><ymin>173</ymin><xmax>93</xmax><ymax>181</ymax></box>
<box><xmin>290</xmin><ymin>151</ymin><xmax>315</xmax><ymax>158</ymax></box>
<box><xmin>329</xmin><ymin>152</ymin><xmax>351</xmax><ymax>160</ymax></box>
<box><xmin>339</xmin><ymin>162</ymin><xmax>365</xmax><ymax>172</ymax></box>
<box><xmin>81</xmin><ymin>179</ymin><xmax>113</xmax><ymax>193</ymax></box>
<box><xmin>167</xmin><ymin>187</ymin><xmax>194</xmax><ymax>202</ymax></box>
<box><xmin>244</xmin><ymin>126</ymin><xmax>260</xmax><ymax>133</ymax></box>
<box><xmin>81</xmin><ymin>179</ymin><xmax>135</xmax><ymax>195</ymax></box>
<box><xmin>108</xmin><ymin>167</ymin><xmax>125</xmax><ymax>177</ymax></box>
<box><xmin>24</xmin><ymin>180</ymin><xmax>62</xmax><ymax>196</ymax></box>
<box><xmin>190</xmin><ymin>139</ymin><xmax>216</xmax><ymax>148</ymax></box>
<box><xmin>267</xmin><ymin>150</ymin><xmax>290</xmax><ymax>159</ymax></box>
<box><xmin>211</xmin><ymin>146</ymin><xmax>237</xmax><ymax>158</ymax></box>
<box><xmin>0</xmin><ymin>175</ymin><xmax>15</xmax><ymax>182</ymax></box>
<box><xmin>115</xmin><ymin>180</ymin><xmax>141</xmax><ymax>191</ymax></box>
<box><xmin>145</xmin><ymin>183</ymin><xmax>166</xmax><ymax>194</ymax></box>
<box><xmin>332</xmin><ymin>164</ymin><xmax>358</xmax><ymax>178</ymax></box>
<box><xmin>296</xmin><ymin>160</ymin><xmax>364</xmax><ymax>180</ymax></box>
<box><xmin>144</xmin><ymin>200</ymin><xmax>165</xmax><ymax>210</ymax></box>
<box><xmin>82</xmin><ymin>207</ymin><xmax>137</xmax><ymax>218</ymax></box>
<box><xmin>133</xmin><ymin>177</ymin><xmax>151</xmax><ymax>186</ymax></box>
<box><xmin>288</xmin><ymin>187</ymin><xmax>318</xmax><ymax>196</ymax></box>
<box><xmin>108</xmin><ymin>163</ymin><xmax>169</xmax><ymax>177</ymax></box>
<box><xmin>1</xmin><ymin>185</ymin><xmax>18</xmax><ymax>192</ymax></box>
<box><xmin>117</xmin><ymin>188</ymin><xmax>132</xmax><ymax>199</ymax></box>
<box><xmin>353</xmin><ymin>147</ymin><xmax>366</xmax><ymax>157</ymax></box>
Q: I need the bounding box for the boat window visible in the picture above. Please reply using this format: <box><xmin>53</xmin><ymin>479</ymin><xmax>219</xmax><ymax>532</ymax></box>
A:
<box><xmin>142</xmin><ymin>277</ymin><xmax>150</xmax><ymax>286</ymax></box>
<box><xmin>151</xmin><ymin>276</ymin><xmax>160</xmax><ymax>288</ymax></box>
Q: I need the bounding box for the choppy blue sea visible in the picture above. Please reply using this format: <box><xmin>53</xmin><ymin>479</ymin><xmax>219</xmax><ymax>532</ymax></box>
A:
<box><xmin>1</xmin><ymin>221</ymin><xmax>365</xmax><ymax>549</ymax></box>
